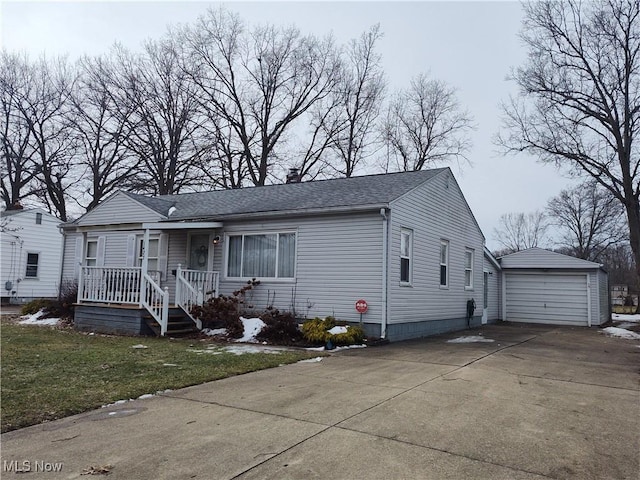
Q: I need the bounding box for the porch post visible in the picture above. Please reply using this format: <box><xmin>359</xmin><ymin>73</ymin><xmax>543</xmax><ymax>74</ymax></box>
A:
<box><xmin>176</xmin><ymin>264</ymin><xmax>182</xmax><ymax>306</ymax></box>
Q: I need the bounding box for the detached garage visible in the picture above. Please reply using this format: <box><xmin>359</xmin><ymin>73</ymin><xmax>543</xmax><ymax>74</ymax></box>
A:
<box><xmin>499</xmin><ymin>248</ymin><xmax>609</xmax><ymax>327</ymax></box>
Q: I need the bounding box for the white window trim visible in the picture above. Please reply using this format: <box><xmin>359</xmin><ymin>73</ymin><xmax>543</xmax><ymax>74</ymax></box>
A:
<box><xmin>225</xmin><ymin>231</ymin><xmax>297</xmax><ymax>282</ymax></box>
<box><xmin>25</xmin><ymin>252</ymin><xmax>40</xmax><ymax>279</ymax></box>
<box><xmin>86</xmin><ymin>239</ymin><xmax>98</xmax><ymax>267</ymax></box>
<box><xmin>465</xmin><ymin>248</ymin><xmax>474</xmax><ymax>290</ymax></box>
<box><xmin>137</xmin><ymin>236</ymin><xmax>160</xmax><ymax>271</ymax></box>
<box><xmin>400</xmin><ymin>228</ymin><xmax>413</xmax><ymax>286</ymax></box>
<box><xmin>440</xmin><ymin>240</ymin><xmax>449</xmax><ymax>289</ymax></box>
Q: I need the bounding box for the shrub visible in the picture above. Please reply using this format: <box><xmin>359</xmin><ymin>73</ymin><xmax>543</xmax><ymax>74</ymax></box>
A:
<box><xmin>301</xmin><ymin>316</ymin><xmax>364</xmax><ymax>345</ymax></box>
<box><xmin>301</xmin><ymin>316</ymin><xmax>336</xmax><ymax>344</ymax></box>
<box><xmin>21</xmin><ymin>299</ymin><xmax>52</xmax><ymax>316</ymax></box>
<box><xmin>191</xmin><ymin>279</ymin><xmax>260</xmax><ymax>339</ymax></box>
<box><xmin>256</xmin><ymin>308</ymin><xmax>303</xmax><ymax>344</ymax></box>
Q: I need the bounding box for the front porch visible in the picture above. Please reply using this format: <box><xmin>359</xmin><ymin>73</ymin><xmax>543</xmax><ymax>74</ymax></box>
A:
<box><xmin>77</xmin><ymin>265</ymin><xmax>219</xmax><ymax>336</ymax></box>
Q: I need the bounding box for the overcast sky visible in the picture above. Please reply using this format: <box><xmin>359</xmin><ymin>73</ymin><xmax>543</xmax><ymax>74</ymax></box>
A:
<box><xmin>0</xmin><ymin>1</ymin><xmax>578</xmax><ymax>250</ymax></box>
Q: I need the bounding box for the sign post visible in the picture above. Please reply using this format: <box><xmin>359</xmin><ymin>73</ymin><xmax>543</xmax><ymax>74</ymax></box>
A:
<box><xmin>355</xmin><ymin>299</ymin><xmax>368</xmax><ymax>325</ymax></box>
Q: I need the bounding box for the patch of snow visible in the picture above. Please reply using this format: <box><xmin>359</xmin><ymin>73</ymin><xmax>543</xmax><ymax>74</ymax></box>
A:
<box><xmin>305</xmin><ymin>346</ymin><xmax>326</xmax><ymax>351</ymax></box>
<box><xmin>202</xmin><ymin>328</ymin><xmax>227</xmax><ymax>336</ymax></box>
<box><xmin>223</xmin><ymin>345</ymin><xmax>288</xmax><ymax>355</ymax></box>
<box><xmin>130</xmin><ymin>344</ymin><xmax>148</xmax><ymax>349</ymax></box>
<box><xmin>187</xmin><ymin>348</ymin><xmax>223</xmax><ymax>355</ymax></box>
<box><xmin>236</xmin><ymin>317</ymin><xmax>266</xmax><ymax>343</ymax></box>
<box><xmin>327</xmin><ymin>326</ymin><xmax>348</xmax><ymax>335</ymax></box>
<box><xmin>611</xmin><ymin>314</ymin><xmax>640</xmax><ymax>322</ymax></box>
<box><xmin>447</xmin><ymin>336</ymin><xmax>495</xmax><ymax>344</ymax></box>
<box><xmin>19</xmin><ymin>309</ymin><xmax>59</xmax><ymax>326</ymax></box>
<box><xmin>137</xmin><ymin>394</ymin><xmax>154</xmax><ymax>400</ymax></box>
<box><xmin>162</xmin><ymin>363</ymin><xmax>178</xmax><ymax>367</ymax></box>
<box><xmin>332</xmin><ymin>344</ymin><xmax>367</xmax><ymax>351</ymax></box>
<box><xmin>600</xmin><ymin>327</ymin><xmax>640</xmax><ymax>340</ymax></box>
<box><xmin>298</xmin><ymin>357</ymin><xmax>323</xmax><ymax>363</ymax></box>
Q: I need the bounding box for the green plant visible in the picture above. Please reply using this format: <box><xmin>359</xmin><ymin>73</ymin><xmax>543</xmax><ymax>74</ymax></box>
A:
<box><xmin>256</xmin><ymin>308</ymin><xmax>303</xmax><ymax>344</ymax></box>
<box><xmin>191</xmin><ymin>279</ymin><xmax>260</xmax><ymax>338</ymax></box>
<box><xmin>301</xmin><ymin>316</ymin><xmax>365</xmax><ymax>346</ymax></box>
<box><xmin>21</xmin><ymin>299</ymin><xmax>53</xmax><ymax>316</ymax></box>
<box><xmin>301</xmin><ymin>316</ymin><xmax>336</xmax><ymax>344</ymax></box>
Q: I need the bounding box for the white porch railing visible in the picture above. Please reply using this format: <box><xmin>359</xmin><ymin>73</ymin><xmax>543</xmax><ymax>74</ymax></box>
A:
<box><xmin>176</xmin><ymin>265</ymin><xmax>219</xmax><ymax>329</ymax></box>
<box><xmin>141</xmin><ymin>273</ymin><xmax>169</xmax><ymax>336</ymax></box>
<box><xmin>78</xmin><ymin>266</ymin><xmax>170</xmax><ymax>336</ymax></box>
<box><xmin>78</xmin><ymin>266</ymin><xmax>143</xmax><ymax>304</ymax></box>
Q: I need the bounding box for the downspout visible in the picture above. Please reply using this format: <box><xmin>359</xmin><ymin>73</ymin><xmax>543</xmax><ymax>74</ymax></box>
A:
<box><xmin>380</xmin><ymin>208</ymin><xmax>388</xmax><ymax>339</ymax></box>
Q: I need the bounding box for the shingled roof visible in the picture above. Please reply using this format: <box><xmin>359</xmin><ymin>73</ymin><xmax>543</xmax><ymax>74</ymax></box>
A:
<box><xmin>123</xmin><ymin>168</ymin><xmax>448</xmax><ymax>221</ymax></box>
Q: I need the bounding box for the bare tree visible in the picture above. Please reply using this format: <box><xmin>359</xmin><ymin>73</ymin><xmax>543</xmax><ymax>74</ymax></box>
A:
<box><xmin>327</xmin><ymin>24</ymin><xmax>386</xmax><ymax>177</ymax></box>
<box><xmin>110</xmin><ymin>37</ymin><xmax>208</xmax><ymax>195</ymax></box>
<box><xmin>0</xmin><ymin>52</ymin><xmax>40</xmax><ymax>210</ymax></box>
<box><xmin>383</xmin><ymin>73</ymin><xmax>474</xmax><ymax>172</ymax></box>
<box><xmin>498</xmin><ymin>0</ymin><xmax>640</xmax><ymax>285</ymax></box>
<box><xmin>69</xmin><ymin>54</ymin><xmax>138</xmax><ymax>211</ymax></box>
<box><xmin>6</xmin><ymin>55</ymin><xmax>77</xmax><ymax>221</ymax></box>
<box><xmin>183</xmin><ymin>8</ymin><xmax>342</xmax><ymax>186</ymax></box>
<box><xmin>493</xmin><ymin>211</ymin><xmax>549</xmax><ymax>254</ymax></box>
<box><xmin>547</xmin><ymin>180</ymin><xmax>626</xmax><ymax>261</ymax></box>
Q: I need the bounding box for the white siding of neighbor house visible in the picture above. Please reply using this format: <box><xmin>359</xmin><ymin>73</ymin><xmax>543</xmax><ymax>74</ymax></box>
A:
<box><xmin>76</xmin><ymin>191</ymin><xmax>164</xmax><ymax>226</ymax></box>
<box><xmin>199</xmin><ymin>213</ymin><xmax>384</xmax><ymax>325</ymax></box>
<box><xmin>1</xmin><ymin>209</ymin><xmax>63</xmax><ymax>301</ymax></box>
<box><xmin>387</xmin><ymin>170</ymin><xmax>485</xmax><ymax>325</ymax></box>
<box><xmin>60</xmin><ymin>230</ymin><xmax>82</xmax><ymax>283</ymax></box>
<box><xmin>484</xmin><ymin>256</ymin><xmax>501</xmax><ymax>321</ymax></box>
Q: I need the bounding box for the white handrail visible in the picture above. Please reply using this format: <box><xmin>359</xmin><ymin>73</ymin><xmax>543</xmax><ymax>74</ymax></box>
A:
<box><xmin>78</xmin><ymin>266</ymin><xmax>142</xmax><ymax>305</ymax></box>
<box><xmin>176</xmin><ymin>265</ymin><xmax>219</xmax><ymax>329</ymax></box>
<box><xmin>141</xmin><ymin>273</ymin><xmax>169</xmax><ymax>336</ymax></box>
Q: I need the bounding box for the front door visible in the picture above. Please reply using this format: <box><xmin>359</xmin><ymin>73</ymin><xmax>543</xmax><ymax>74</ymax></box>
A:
<box><xmin>482</xmin><ymin>271</ymin><xmax>489</xmax><ymax>324</ymax></box>
<box><xmin>188</xmin><ymin>234</ymin><xmax>211</xmax><ymax>271</ymax></box>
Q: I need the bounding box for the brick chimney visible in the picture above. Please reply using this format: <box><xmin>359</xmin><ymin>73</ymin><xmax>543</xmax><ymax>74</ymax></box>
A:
<box><xmin>286</xmin><ymin>168</ymin><xmax>301</xmax><ymax>183</ymax></box>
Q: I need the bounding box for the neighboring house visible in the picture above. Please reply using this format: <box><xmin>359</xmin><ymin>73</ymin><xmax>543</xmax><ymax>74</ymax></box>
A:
<box><xmin>60</xmin><ymin>168</ymin><xmax>492</xmax><ymax>340</ymax></box>
<box><xmin>1</xmin><ymin>208</ymin><xmax>63</xmax><ymax>304</ymax></box>
<box><xmin>611</xmin><ymin>284</ymin><xmax>633</xmax><ymax>306</ymax></box>
<box><xmin>498</xmin><ymin>248</ymin><xmax>609</xmax><ymax>327</ymax></box>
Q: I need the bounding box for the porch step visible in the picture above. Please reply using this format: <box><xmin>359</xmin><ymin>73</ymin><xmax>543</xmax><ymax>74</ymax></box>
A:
<box><xmin>143</xmin><ymin>309</ymin><xmax>199</xmax><ymax>337</ymax></box>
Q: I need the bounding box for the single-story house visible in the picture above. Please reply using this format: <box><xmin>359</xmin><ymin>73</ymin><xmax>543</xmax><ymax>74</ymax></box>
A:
<box><xmin>1</xmin><ymin>208</ymin><xmax>63</xmax><ymax>304</ymax></box>
<box><xmin>497</xmin><ymin>248</ymin><xmax>609</xmax><ymax>327</ymax></box>
<box><xmin>60</xmin><ymin>168</ymin><xmax>495</xmax><ymax>340</ymax></box>
<box><xmin>59</xmin><ymin>168</ymin><xmax>610</xmax><ymax>340</ymax></box>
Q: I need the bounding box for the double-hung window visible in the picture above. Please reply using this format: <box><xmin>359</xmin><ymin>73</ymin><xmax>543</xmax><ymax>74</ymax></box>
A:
<box><xmin>25</xmin><ymin>253</ymin><xmax>39</xmax><ymax>278</ymax></box>
<box><xmin>227</xmin><ymin>232</ymin><xmax>296</xmax><ymax>279</ymax></box>
<box><xmin>400</xmin><ymin>228</ymin><xmax>413</xmax><ymax>284</ymax></box>
<box><xmin>138</xmin><ymin>238</ymin><xmax>159</xmax><ymax>271</ymax></box>
<box><xmin>440</xmin><ymin>240</ymin><xmax>449</xmax><ymax>287</ymax></box>
<box><xmin>86</xmin><ymin>240</ymin><xmax>98</xmax><ymax>266</ymax></box>
<box><xmin>465</xmin><ymin>248</ymin><xmax>474</xmax><ymax>289</ymax></box>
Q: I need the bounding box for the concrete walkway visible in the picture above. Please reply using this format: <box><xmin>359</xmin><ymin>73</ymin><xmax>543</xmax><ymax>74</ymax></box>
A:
<box><xmin>2</xmin><ymin>323</ymin><xmax>639</xmax><ymax>479</ymax></box>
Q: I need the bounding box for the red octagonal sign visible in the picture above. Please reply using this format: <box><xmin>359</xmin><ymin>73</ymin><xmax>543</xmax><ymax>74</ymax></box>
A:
<box><xmin>355</xmin><ymin>299</ymin><xmax>368</xmax><ymax>314</ymax></box>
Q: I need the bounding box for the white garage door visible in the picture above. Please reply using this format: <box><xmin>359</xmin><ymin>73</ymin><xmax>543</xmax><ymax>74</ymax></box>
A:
<box><xmin>505</xmin><ymin>273</ymin><xmax>589</xmax><ymax>325</ymax></box>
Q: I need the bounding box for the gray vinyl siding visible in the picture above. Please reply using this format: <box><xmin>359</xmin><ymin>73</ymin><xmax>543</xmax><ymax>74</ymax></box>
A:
<box><xmin>76</xmin><ymin>191</ymin><xmax>164</xmax><ymax>226</ymax></box>
<box><xmin>214</xmin><ymin>213</ymin><xmax>383</xmax><ymax>325</ymax></box>
<box><xmin>388</xmin><ymin>170</ymin><xmax>485</xmax><ymax>326</ymax></box>
<box><xmin>60</xmin><ymin>231</ymin><xmax>82</xmax><ymax>282</ymax></box>
<box><xmin>484</xmin><ymin>259</ymin><xmax>501</xmax><ymax>321</ymax></box>
<box><xmin>0</xmin><ymin>209</ymin><xmax>63</xmax><ymax>301</ymax></box>
<box><xmin>598</xmin><ymin>269</ymin><xmax>610</xmax><ymax>324</ymax></box>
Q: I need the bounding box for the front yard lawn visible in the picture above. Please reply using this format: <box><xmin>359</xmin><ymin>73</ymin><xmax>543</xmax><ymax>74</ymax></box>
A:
<box><xmin>1</xmin><ymin>324</ymin><xmax>320</xmax><ymax>433</ymax></box>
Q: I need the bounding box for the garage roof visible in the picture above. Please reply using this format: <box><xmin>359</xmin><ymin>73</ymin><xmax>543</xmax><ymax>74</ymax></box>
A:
<box><xmin>499</xmin><ymin>247</ymin><xmax>603</xmax><ymax>269</ymax></box>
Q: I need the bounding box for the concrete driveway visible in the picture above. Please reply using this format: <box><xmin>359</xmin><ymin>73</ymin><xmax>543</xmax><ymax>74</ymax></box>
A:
<box><xmin>2</xmin><ymin>323</ymin><xmax>639</xmax><ymax>479</ymax></box>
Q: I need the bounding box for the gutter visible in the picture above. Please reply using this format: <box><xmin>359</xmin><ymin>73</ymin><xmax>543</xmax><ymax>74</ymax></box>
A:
<box><xmin>380</xmin><ymin>208</ymin><xmax>389</xmax><ymax>339</ymax></box>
